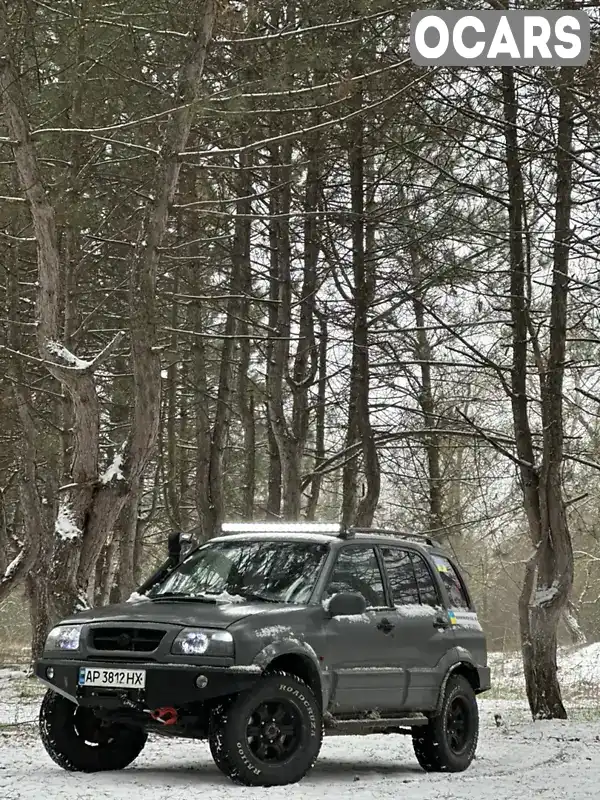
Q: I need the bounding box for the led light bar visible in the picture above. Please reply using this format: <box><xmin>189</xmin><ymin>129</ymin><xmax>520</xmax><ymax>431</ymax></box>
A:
<box><xmin>221</xmin><ymin>522</ymin><xmax>343</xmax><ymax>534</ymax></box>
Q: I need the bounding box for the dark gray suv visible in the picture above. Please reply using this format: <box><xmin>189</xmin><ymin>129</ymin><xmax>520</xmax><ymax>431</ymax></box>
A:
<box><xmin>36</xmin><ymin>522</ymin><xmax>490</xmax><ymax>786</ymax></box>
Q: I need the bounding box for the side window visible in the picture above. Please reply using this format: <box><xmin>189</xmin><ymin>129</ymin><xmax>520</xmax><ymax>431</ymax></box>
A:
<box><xmin>433</xmin><ymin>556</ymin><xmax>470</xmax><ymax>609</ymax></box>
<box><xmin>381</xmin><ymin>548</ymin><xmax>420</xmax><ymax>605</ymax></box>
<box><xmin>410</xmin><ymin>554</ymin><xmax>440</xmax><ymax>607</ymax></box>
<box><xmin>326</xmin><ymin>546</ymin><xmax>386</xmax><ymax>608</ymax></box>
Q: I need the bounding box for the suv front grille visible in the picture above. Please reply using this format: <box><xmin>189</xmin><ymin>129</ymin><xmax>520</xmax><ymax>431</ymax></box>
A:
<box><xmin>90</xmin><ymin>627</ymin><xmax>166</xmax><ymax>653</ymax></box>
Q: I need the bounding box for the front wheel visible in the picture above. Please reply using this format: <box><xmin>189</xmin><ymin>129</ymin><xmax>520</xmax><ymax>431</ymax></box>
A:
<box><xmin>209</xmin><ymin>672</ymin><xmax>322</xmax><ymax>786</ymax></box>
<box><xmin>39</xmin><ymin>689</ymin><xmax>147</xmax><ymax>772</ymax></box>
<box><xmin>412</xmin><ymin>674</ymin><xmax>479</xmax><ymax>772</ymax></box>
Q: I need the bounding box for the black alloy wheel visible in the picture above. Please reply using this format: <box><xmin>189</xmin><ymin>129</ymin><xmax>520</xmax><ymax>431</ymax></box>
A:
<box><xmin>445</xmin><ymin>695</ymin><xmax>471</xmax><ymax>755</ymax></box>
<box><xmin>208</xmin><ymin>672</ymin><xmax>323</xmax><ymax>786</ymax></box>
<box><xmin>246</xmin><ymin>699</ymin><xmax>302</xmax><ymax>764</ymax></box>
<box><xmin>412</xmin><ymin>674</ymin><xmax>479</xmax><ymax>772</ymax></box>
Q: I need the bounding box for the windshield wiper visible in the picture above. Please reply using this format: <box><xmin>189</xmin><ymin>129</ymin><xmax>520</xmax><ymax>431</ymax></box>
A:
<box><xmin>231</xmin><ymin>590</ymin><xmax>281</xmax><ymax>604</ymax></box>
<box><xmin>150</xmin><ymin>592</ymin><xmax>217</xmax><ymax>603</ymax></box>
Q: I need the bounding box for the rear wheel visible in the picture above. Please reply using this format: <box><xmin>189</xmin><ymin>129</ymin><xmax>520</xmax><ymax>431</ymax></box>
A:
<box><xmin>209</xmin><ymin>672</ymin><xmax>322</xmax><ymax>786</ymax></box>
<box><xmin>39</xmin><ymin>689</ymin><xmax>147</xmax><ymax>772</ymax></box>
<box><xmin>412</xmin><ymin>674</ymin><xmax>478</xmax><ymax>772</ymax></box>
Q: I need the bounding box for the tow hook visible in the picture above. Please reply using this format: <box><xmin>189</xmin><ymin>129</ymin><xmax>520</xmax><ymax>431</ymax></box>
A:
<box><xmin>151</xmin><ymin>707</ymin><xmax>178</xmax><ymax>725</ymax></box>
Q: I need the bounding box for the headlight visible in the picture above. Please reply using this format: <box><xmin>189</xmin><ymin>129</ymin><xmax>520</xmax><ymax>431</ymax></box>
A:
<box><xmin>171</xmin><ymin>628</ymin><xmax>233</xmax><ymax>657</ymax></box>
<box><xmin>45</xmin><ymin>625</ymin><xmax>82</xmax><ymax>651</ymax></box>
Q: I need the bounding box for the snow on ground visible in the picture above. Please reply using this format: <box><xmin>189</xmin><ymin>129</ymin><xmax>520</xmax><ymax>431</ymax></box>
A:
<box><xmin>490</xmin><ymin>642</ymin><xmax>600</xmax><ymax>701</ymax></box>
<box><xmin>0</xmin><ymin>669</ymin><xmax>40</xmax><ymax>727</ymax></box>
<box><xmin>1</xmin><ymin>648</ymin><xmax>600</xmax><ymax>799</ymax></box>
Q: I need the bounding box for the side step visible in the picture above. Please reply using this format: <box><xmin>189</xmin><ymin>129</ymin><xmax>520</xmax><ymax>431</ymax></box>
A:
<box><xmin>324</xmin><ymin>713</ymin><xmax>429</xmax><ymax>736</ymax></box>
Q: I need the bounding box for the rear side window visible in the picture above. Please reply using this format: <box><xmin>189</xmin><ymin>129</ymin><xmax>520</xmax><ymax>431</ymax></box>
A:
<box><xmin>410</xmin><ymin>554</ymin><xmax>440</xmax><ymax>607</ymax></box>
<box><xmin>433</xmin><ymin>556</ymin><xmax>470</xmax><ymax>609</ymax></box>
<box><xmin>381</xmin><ymin>548</ymin><xmax>420</xmax><ymax>605</ymax></box>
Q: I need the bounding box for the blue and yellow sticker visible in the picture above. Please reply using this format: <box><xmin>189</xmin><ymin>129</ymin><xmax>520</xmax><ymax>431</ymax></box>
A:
<box><xmin>447</xmin><ymin>609</ymin><xmax>458</xmax><ymax>625</ymax></box>
<box><xmin>433</xmin><ymin>556</ymin><xmax>449</xmax><ymax>573</ymax></box>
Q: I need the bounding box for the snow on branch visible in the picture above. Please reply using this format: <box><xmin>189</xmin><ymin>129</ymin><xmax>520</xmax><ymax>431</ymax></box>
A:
<box><xmin>75</xmin><ymin>592</ymin><xmax>91</xmax><ymax>612</ymax></box>
<box><xmin>180</xmin><ymin>73</ymin><xmax>415</xmax><ymax>159</ymax></box>
<box><xmin>533</xmin><ymin>582</ymin><xmax>560</xmax><ymax>607</ymax></box>
<box><xmin>100</xmin><ymin>453</ymin><xmax>125</xmax><ymax>485</ymax></box>
<box><xmin>2</xmin><ymin>550</ymin><xmax>25</xmax><ymax>582</ymax></box>
<box><xmin>55</xmin><ymin>502</ymin><xmax>81</xmax><ymax>541</ymax></box>
<box><xmin>32</xmin><ymin>105</ymin><xmax>194</xmax><ymax>137</ymax></box>
<box><xmin>44</xmin><ymin>332</ymin><xmax>124</xmax><ymax>373</ymax></box>
<box><xmin>46</xmin><ymin>340</ymin><xmax>93</xmax><ymax>370</ymax></box>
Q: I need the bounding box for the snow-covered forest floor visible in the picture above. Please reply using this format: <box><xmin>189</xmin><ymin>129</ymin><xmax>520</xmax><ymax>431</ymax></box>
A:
<box><xmin>1</xmin><ymin>647</ymin><xmax>600</xmax><ymax>799</ymax></box>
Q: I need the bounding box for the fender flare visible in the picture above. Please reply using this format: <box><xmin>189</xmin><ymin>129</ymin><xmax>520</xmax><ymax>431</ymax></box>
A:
<box><xmin>252</xmin><ymin>638</ymin><xmax>329</xmax><ymax>707</ymax></box>
<box><xmin>434</xmin><ymin>648</ymin><xmax>480</xmax><ymax>715</ymax></box>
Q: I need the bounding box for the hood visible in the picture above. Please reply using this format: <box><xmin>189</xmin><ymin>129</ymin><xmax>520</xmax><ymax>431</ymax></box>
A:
<box><xmin>61</xmin><ymin>598</ymin><xmax>291</xmax><ymax>629</ymax></box>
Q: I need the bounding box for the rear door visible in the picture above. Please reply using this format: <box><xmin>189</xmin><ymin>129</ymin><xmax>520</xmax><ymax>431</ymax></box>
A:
<box><xmin>380</xmin><ymin>546</ymin><xmax>454</xmax><ymax>710</ymax></box>
<box><xmin>323</xmin><ymin>544</ymin><xmax>408</xmax><ymax>713</ymax></box>
<box><xmin>430</xmin><ymin>554</ymin><xmax>486</xmax><ymax>667</ymax></box>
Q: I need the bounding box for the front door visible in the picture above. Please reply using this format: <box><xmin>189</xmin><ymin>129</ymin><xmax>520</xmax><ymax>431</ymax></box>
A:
<box><xmin>322</xmin><ymin>545</ymin><xmax>408</xmax><ymax>714</ymax></box>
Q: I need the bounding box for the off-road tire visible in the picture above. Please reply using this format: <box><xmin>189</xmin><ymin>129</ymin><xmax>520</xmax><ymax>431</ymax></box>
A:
<box><xmin>412</xmin><ymin>674</ymin><xmax>478</xmax><ymax>772</ymax></box>
<box><xmin>208</xmin><ymin>672</ymin><xmax>322</xmax><ymax>786</ymax></box>
<box><xmin>39</xmin><ymin>689</ymin><xmax>147</xmax><ymax>772</ymax></box>
<box><xmin>209</xmin><ymin>699</ymin><xmax>234</xmax><ymax>775</ymax></box>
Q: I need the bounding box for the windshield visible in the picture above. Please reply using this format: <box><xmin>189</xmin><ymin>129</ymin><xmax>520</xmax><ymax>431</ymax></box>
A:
<box><xmin>150</xmin><ymin>539</ymin><xmax>329</xmax><ymax>604</ymax></box>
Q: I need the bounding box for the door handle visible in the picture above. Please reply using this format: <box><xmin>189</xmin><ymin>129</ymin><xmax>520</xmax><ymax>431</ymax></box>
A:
<box><xmin>433</xmin><ymin>613</ymin><xmax>450</xmax><ymax>629</ymax></box>
<box><xmin>377</xmin><ymin>618</ymin><xmax>395</xmax><ymax>634</ymax></box>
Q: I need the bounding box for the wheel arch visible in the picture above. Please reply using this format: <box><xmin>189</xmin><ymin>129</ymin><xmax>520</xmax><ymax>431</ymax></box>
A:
<box><xmin>451</xmin><ymin>661</ymin><xmax>480</xmax><ymax>690</ymax></box>
<box><xmin>435</xmin><ymin>660</ymin><xmax>480</xmax><ymax>715</ymax></box>
<box><xmin>254</xmin><ymin>641</ymin><xmax>326</xmax><ymax>707</ymax></box>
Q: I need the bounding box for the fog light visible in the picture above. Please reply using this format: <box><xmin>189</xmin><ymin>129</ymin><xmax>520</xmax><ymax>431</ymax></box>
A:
<box><xmin>46</xmin><ymin>667</ymin><xmax>54</xmax><ymax>680</ymax></box>
<box><xmin>195</xmin><ymin>674</ymin><xmax>208</xmax><ymax>689</ymax></box>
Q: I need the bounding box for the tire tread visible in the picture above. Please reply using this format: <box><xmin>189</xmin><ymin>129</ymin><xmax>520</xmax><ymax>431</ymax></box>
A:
<box><xmin>412</xmin><ymin>674</ymin><xmax>478</xmax><ymax>773</ymax></box>
<box><xmin>208</xmin><ymin>671</ymin><xmax>322</xmax><ymax>787</ymax></box>
<box><xmin>39</xmin><ymin>689</ymin><xmax>147</xmax><ymax>773</ymax></box>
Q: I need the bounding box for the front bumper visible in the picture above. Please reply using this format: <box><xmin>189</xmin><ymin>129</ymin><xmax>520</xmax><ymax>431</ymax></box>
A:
<box><xmin>35</xmin><ymin>658</ymin><xmax>262</xmax><ymax>709</ymax></box>
<box><xmin>477</xmin><ymin>666</ymin><xmax>491</xmax><ymax>693</ymax></box>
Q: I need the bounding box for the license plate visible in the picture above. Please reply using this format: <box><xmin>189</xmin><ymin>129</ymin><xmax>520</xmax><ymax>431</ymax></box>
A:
<box><xmin>78</xmin><ymin>667</ymin><xmax>146</xmax><ymax>689</ymax></box>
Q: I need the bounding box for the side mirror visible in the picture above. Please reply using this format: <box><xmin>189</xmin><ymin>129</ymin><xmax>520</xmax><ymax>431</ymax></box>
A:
<box><xmin>327</xmin><ymin>592</ymin><xmax>367</xmax><ymax>618</ymax></box>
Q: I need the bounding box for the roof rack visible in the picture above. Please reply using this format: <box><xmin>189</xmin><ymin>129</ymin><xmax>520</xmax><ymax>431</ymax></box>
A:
<box><xmin>349</xmin><ymin>528</ymin><xmax>440</xmax><ymax>548</ymax></box>
<box><xmin>219</xmin><ymin>523</ymin><xmax>441</xmax><ymax>547</ymax></box>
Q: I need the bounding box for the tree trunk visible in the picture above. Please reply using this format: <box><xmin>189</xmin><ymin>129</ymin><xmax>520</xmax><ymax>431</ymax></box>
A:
<box><xmin>235</xmin><ymin>145</ymin><xmax>255</xmax><ymax>520</ymax></box>
<box><xmin>265</xmin><ymin>137</ymin><xmax>295</xmax><ymax>516</ymax></box>
<box><xmin>165</xmin><ymin>274</ymin><xmax>182</xmax><ymax>528</ymax></box>
<box><xmin>0</xmin><ymin>248</ymin><xmax>48</xmax><ymax>603</ymax></box>
<box><xmin>562</xmin><ymin>600</ymin><xmax>586</xmax><ymax>646</ymax></box>
<box><xmin>266</xmin><ymin>420</ymin><xmax>282</xmax><ymax>518</ymax></box>
<box><xmin>306</xmin><ymin>312</ymin><xmax>328</xmax><ymax>520</ymax></box>
<box><xmin>410</xmin><ymin>247</ymin><xmax>444</xmax><ymax>533</ymax></box>
<box><xmin>284</xmin><ymin>129</ymin><xmax>320</xmax><ymax>518</ymax></box>
<box><xmin>193</xmin><ymin>306</ymin><xmax>213</xmax><ymax>539</ymax></box>
<box><xmin>114</xmin><ymin>478</ymin><xmax>142</xmax><ymax>601</ymax></box>
<box><xmin>0</xmin><ymin>488</ymin><xmax>10</xmax><ymax>578</ymax></box>
<box><xmin>96</xmin><ymin>534</ymin><xmax>118</xmax><ymax>606</ymax></box>
<box><xmin>207</xmin><ymin>275</ymin><xmax>240</xmax><ymax>532</ymax></box>
<box><xmin>26</xmin><ymin>570</ymin><xmax>50</xmax><ymax>663</ymax></box>
<box><xmin>502</xmin><ymin>63</ymin><xmax>575</xmax><ymax>719</ymax></box>
<box><xmin>263</xmin><ymin>134</ymin><xmax>284</xmax><ymax>520</ymax></box>
<box><xmin>342</xmin><ymin>107</ymin><xmax>380</xmax><ymax>527</ymax></box>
